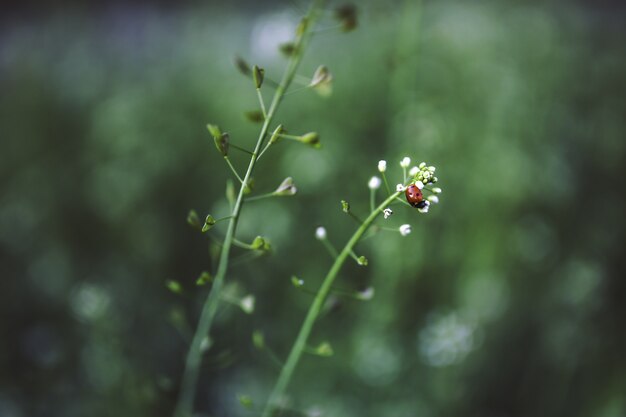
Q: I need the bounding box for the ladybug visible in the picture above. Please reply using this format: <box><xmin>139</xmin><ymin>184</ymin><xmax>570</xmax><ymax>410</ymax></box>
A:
<box><xmin>405</xmin><ymin>184</ymin><xmax>427</xmax><ymax>209</ymax></box>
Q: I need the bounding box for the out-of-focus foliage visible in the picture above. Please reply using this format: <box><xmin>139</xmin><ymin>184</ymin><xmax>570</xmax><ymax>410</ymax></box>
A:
<box><xmin>1</xmin><ymin>1</ymin><xmax>625</xmax><ymax>417</ymax></box>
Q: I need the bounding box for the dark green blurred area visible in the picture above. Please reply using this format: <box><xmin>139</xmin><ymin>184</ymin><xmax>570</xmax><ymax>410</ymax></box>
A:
<box><xmin>1</xmin><ymin>1</ymin><xmax>625</xmax><ymax>416</ymax></box>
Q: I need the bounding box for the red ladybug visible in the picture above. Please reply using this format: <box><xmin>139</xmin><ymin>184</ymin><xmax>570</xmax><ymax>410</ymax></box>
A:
<box><xmin>405</xmin><ymin>184</ymin><xmax>427</xmax><ymax>209</ymax></box>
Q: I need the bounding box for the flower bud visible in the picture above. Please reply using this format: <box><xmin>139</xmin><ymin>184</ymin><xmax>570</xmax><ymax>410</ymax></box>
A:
<box><xmin>196</xmin><ymin>271</ymin><xmax>212</xmax><ymax>286</ymax></box>
<box><xmin>213</xmin><ymin>132</ymin><xmax>229</xmax><ymax>156</ymax></box>
<box><xmin>368</xmin><ymin>176</ymin><xmax>381</xmax><ymax>190</ymax></box>
<box><xmin>399</xmin><ymin>224</ymin><xmax>412</xmax><ymax>236</ymax></box>
<box><xmin>357</xmin><ymin>256</ymin><xmax>368</xmax><ymax>266</ymax></box>
<box><xmin>315</xmin><ymin>226</ymin><xmax>327</xmax><ymax>240</ymax></box>
<box><xmin>334</xmin><ymin>4</ymin><xmax>357</xmax><ymax>32</ymax></box>
<box><xmin>400</xmin><ymin>157</ymin><xmax>411</xmax><ymax>168</ymax></box>
<box><xmin>239</xmin><ymin>295</ymin><xmax>255</xmax><ymax>314</ymax></box>
<box><xmin>252</xmin><ymin>65</ymin><xmax>264</xmax><ymax>89</ymax></box>
<box><xmin>274</xmin><ymin>177</ymin><xmax>297</xmax><ymax>196</ymax></box>
<box><xmin>299</xmin><ymin>132</ymin><xmax>320</xmax><ymax>148</ymax></box>
<box><xmin>270</xmin><ymin>124</ymin><xmax>284</xmax><ymax>144</ymax></box>
<box><xmin>378</xmin><ymin>160</ymin><xmax>387</xmax><ymax>172</ymax></box>
<box><xmin>201</xmin><ymin>214</ymin><xmax>216</xmax><ymax>233</ymax></box>
<box><xmin>187</xmin><ymin>209</ymin><xmax>202</xmax><ymax>229</ymax></box>
<box><xmin>341</xmin><ymin>200</ymin><xmax>350</xmax><ymax>213</ymax></box>
<box><xmin>233</xmin><ymin>56</ymin><xmax>251</xmax><ymax>76</ymax></box>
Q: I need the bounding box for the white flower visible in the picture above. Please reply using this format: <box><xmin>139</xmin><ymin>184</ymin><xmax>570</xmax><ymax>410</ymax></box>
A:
<box><xmin>383</xmin><ymin>208</ymin><xmax>393</xmax><ymax>219</ymax></box>
<box><xmin>356</xmin><ymin>287</ymin><xmax>375</xmax><ymax>301</ymax></box>
<box><xmin>396</xmin><ymin>183</ymin><xmax>406</xmax><ymax>192</ymax></box>
<box><xmin>399</xmin><ymin>224</ymin><xmax>412</xmax><ymax>236</ymax></box>
<box><xmin>415</xmin><ymin>181</ymin><xmax>424</xmax><ymax>190</ymax></box>
<box><xmin>368</xmin><ymin>176</ymin><xmax>381</xmax><ymax>190</ymax></box>
<box><xmin>400</xmin><ymin>157</ymin><xmax>411</xmax><ymax>168</ymax></box>
<box><xmin>427</xmin><ymin>195</ymin><xmax>439</xmax><ymax>204</ymax></box>
<box><xmin>315</xmin><ymin>226</ymin><xmax>327</xmax><ymax>240</ymax></box>
<box><xmin>378</xmin><ymin>160</ymin><xmax>387</xmax><ymax>173</ymax></box>
<box><xmin>240</xmin><ymin>295</ymin><xmax>255</xmax><ymax>314</ymax></box>
<box><xmin>409</xmin><ymin>166</ymin><xmax>419</xmax><ymax>176</ymax></box>
<box><xmin>431</xmin><ymin>187</ymin><xmax>442</xmax><ymax>194</ymax></box>
<box><xmin>418</xmin><ymin>200</ymin><xmax>431</xmax><ymax>213</ymax></box>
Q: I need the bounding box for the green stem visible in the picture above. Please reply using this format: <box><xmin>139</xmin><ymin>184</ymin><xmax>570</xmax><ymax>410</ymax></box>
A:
<box><xmin>174</xmin><ymin>2</ymin><xmax>326</xmax><ymax>416</ymax></box>
<box><xmin>224</xmin><ymin>156</ymin><xmax>244</xmax><ymax>184</ymax></box>
<box><xmin>261</xmin><ymin>191</ymin><xmax>401</xmax><ymax>417</ymax></box>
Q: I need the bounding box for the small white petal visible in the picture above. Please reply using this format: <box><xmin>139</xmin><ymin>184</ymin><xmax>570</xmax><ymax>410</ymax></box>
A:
<box><xmin>383</xmin><ymin>208</ymin><xmax>393</xmax><ymax>219</ymax></box>
<box><xmin>399</xmin><ymin>224</ymin><xmax>412</xmax><ymax>236</ymax></box>
<box><xmin>427</xmin><ymin>195</ymin><xmax>439</xmax><ymax>204</ymax></box>
<box><xmin>431</xmin><ymin>187</ymin><xmax>442</xmax><ymax>194</ymax></box>
<box><xmin>409</xmin><ymin>166</ymin><xmax>419</xmax><ymax>176</ymax></box>
<box><xmin>315</xmin><ymin>226</ymin><xmax>327</xmax><ymax>240</ymax></box>
<box><xmin>428</xmin><ymin>166</ymin><xmax>436</xmax><ymax>172</ymax></box>
<box><xmin>368</xmin><ymin>176</ymin><xmax>381</xmax><ymax>190</ymax></box>
<box><xmin>400</xmin><ymin>157</ymin><xmax>411</xmax><ymax>168</ymax></box>
<box><xmin>396</xmin><ymin>184</ymin><xmax>406</xmax><ymax>192</ymax></box>
<box><xmin>415</xmin><ymin>181</ymin><xmax>424</xmax><ymax>189</ymax></box>
<box><xmin>378</xmin><ymin>160</ymin><xmax>387</xmax><ymax>173</ymax></box>
<box><xmin>419</xmin><ymin>162</ymin><xmax>426</xmax><ymax>169</ymax></box>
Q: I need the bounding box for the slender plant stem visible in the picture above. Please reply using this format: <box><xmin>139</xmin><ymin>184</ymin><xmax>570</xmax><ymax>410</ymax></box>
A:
<box><xmin>174</xmin><ymin>2</ymin><xmax>326</xmax><ymax>416</ymax></box>
<box><xmin>261</xmin><ymin>191</ymin><xmax>401</xmax><ymax>417</ymax></box>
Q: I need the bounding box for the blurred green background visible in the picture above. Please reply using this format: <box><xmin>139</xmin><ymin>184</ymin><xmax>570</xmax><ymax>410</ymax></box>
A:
<box><xmin>1</xmin><ymin>0</ymin><xmax>625</xmax><ymax>416</ymax></box>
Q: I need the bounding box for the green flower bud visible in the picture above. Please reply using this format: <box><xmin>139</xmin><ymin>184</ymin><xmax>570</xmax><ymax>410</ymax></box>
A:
<box><xmin>165</xmin><ymin>280</ymin><xmax>182</xmax><ymax>294</ymax></box>
<box><xmin>244</xmin><ymin>110</ymin><xmax>264</xmax><ymax>123</ymax></box>
<box><xmin>252</xmin><ymin>330</ymin><xmax>265</xmax><ymax>350</ymax></box>
<box><xmin>252</xmin><ymin>65</ymin><xmax>264</xmax><ymax>89</ymax></box>
<box><xmin>187</xmin><ymin>209</ymin><xmax>202</xmax><ymax>229</ymax></box>
<box><xmin>233</xmin><ymin>56</ymin><xmax>251</xmax><ymax>76</ymax></box>
<box><xmin>251</xmin><ymin>236</ymin><xmax>266</xmax><ymax>250</ymax></box>
<box><xmin>238</xmin><ymin>395</ymin><xmax>253</xmax><ymax>410</ymax></box>
<box><xmin>335</xmin><ymin>4</ymin><xmax>358</xmax><ymax>32</ymax></box>
<box><xmin>196</xmin><ymin>271</ymin><xmax>212</xmax><ymax>286</ymax></box>
<box><xmin>201</xmin><ymin>214</ymin><xmax>216</xmax><ymax>232</ymax></box>
<box><xmin>274</xmin><ymin>177</ymin><xmax>297</xmax><ymax>196</ymax></box>
<box><xmin>299</xmin><ymin>132</ymin><xmax>321</xmax><ymax>148</ymax></box>
<box><xmin>270</xmin><ymin>124</ymin><xmax>284</xmax><ymax>144</ymax></box>
<box><xmin>279</xmin><ymin>42</ymin><xmax>296</xmax><ymax>57</ymax></box>
<box><xmin>357</xmin><ymin>256</ymin><xmax>368</xmax><ymax>266</ymax></box>
<box><xmin>341</xmin><ymin>200</ymin><xmax>350</xmax><ymax>213</ymax></box>
<box><xmin>213</xmin><ymin>132</ymin><xmax>229</xmax><ymax>156</ymax></box>
<box><xmin>207</xmin><ymin>123</ymin><xmax>222</xmax><ymax>139</ymax></box>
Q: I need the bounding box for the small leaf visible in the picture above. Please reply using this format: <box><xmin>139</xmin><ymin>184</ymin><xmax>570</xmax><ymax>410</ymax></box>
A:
<box><xmin>196</xmin><ymin>271</ymin><xmax>212</xmax><ymax>286</ymax></box>
<box><xmin>166</xmin><ymin>280</ymin><xmax>183</xmax><ymax>294</ymax></box>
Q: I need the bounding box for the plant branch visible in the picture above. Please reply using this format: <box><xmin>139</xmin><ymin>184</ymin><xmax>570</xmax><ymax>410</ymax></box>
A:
<box><xmin>173</xmin><ymin>1</ymin><xmax>327</xmax><ymax>416</ymax></box>
<box><xmin>261</xmin><ymin>190</ymin><xmax>401</xmax><ymax>417</ymax></box>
